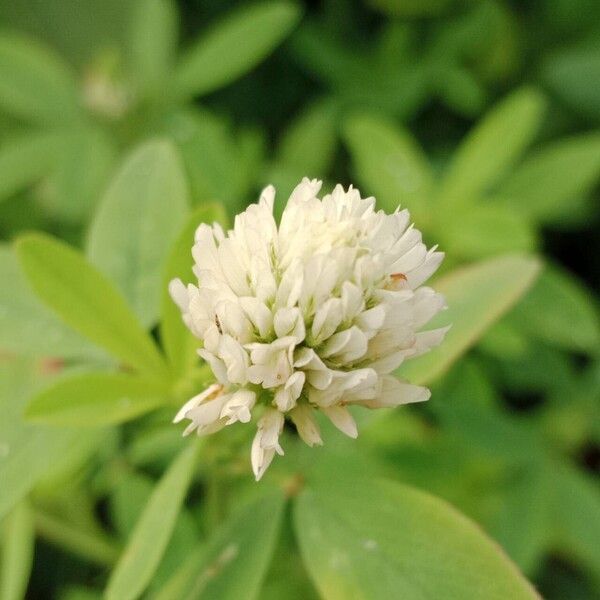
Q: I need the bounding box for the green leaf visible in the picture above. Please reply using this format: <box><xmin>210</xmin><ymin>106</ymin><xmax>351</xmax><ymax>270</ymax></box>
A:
<box><xmin>1</xmin><ymin>502</ymin><xmax>34</xmax><ymax>600</ymax></box>
<box><xmin>0</xmin><ymin>359</ymin><xmax>103</xmax><ymax>519</ymax></box>
<box><xmin>479</xmin><ymin>320</ymin><xmax>529</xmax><ymax>360</ymax></box>
<box><xmin>542</xmin><ymin>45</ymin><xmax>600</xmax><ymax>121</ymax></box>
<box><xmin>57</xmin><ymin>586</ymin><xmax>102</xmax><ymax>600</ymax></box>
<box><xmin>260</xmin><ymin>510</ymin><xmax>320</xmax><ymax>600</ymax></box>
<box><xmin>508</xmin><ymin>263</ymin><xmax>600</xmax><ymax>354</ymax></box>
<box><xmin>0</xmin><ymin>32</ymin><xmax>81</xmax><ymax>124</ymax></box>
<box><xmin>294</xmin><ymin>478</ymin><xmax>539</xmax><ymax>599</ymax></box>
<box><xmin>15</xmin><ymin>233</ymin><xmax>167</xmax><ymax>378</ymax></box>
<box><xmin>43</xmin><ymin>125</ymin><xmax>117</xmax><ymax>222</ymax></box>
<box><xmin>494</xmin><ymin>132</ymin><xmax>600</xmax><ymax>225</ymax></box>
<box><xmin>166</xmin><ymin>108</ymin><xmax>245</xmax><ymax>211</ymax></box>
<box><xmin>32</xmin><ymin>508</ymin><xmax>119</xmax><ymax>567</ymax></box>
<box><xmin>0</xmin><ymin>245</ymin><xmax>104</xmax><ymax>360</ymax></box>
<box><xmin>161</xmin><ymin>204</ymin><xmax>228</xmax><ymax>377</ymax></box>
<box><xmin>276</xmin><ymin>99</ymin><xmax>338</xmax><ymax>176</ymax></box>
<box><xmin>0</xmin><ymin>130</ymin><xmax>63</xmax><ymax>204</ymax></box>
<box><xmin>548</xmin><ymin>462</ymin><xmax>600</xmax><ymax>580</ymax></box>
<box><xmin>438</xmin><ymin>88</ymin><xmax>545</xmax><ymax>206</ymax></box>
<box><xmin>24</xmin><ymin>372</ymin><xmax>168</xmax><ymax>427</ymax></box>
<box><xmin>436</xmin><ymin>204</ymin><xmax>537</xmax><ymax>260</ymax></box>
<box><xmin>128</xmin><ymin>0</ymin><xmax>178</xmax><ymax>97</ymax></box>
<box><xmin>153</xmin><ymin>490</ymin><xmax>285</xmax><ymax>600</ymax></box>
<box><xmin>399</xmin><ymin>254</ymin><xmax>541</xmax><ymax>385</ymax></box>
<box><xmin>343</xmin><ymin>113</ymin><xmax>433</xmax><ymax>222</ymax></box>
<box><xmin>105</xmin><ymin>442</ymin><xmax>198</xmax><ymax>600</ymax></box>
<box><xmin>173</xmin><ymin>1</ymin><xmax>301</xmax><ymax>99</ymax></box>
<box><xmin>109</xmin><ymin>472</ymin><xmax>200</xmax><ymax>593</ymax></box>
<box><xmin>87</xmin><ymin>140</ymin><xmax>189</xmax><ymax>328</ymax></box>
<box><xmin>368</xmin><ymin>0</ymin><xmax>453</xmax><ymax>17</ymax></box>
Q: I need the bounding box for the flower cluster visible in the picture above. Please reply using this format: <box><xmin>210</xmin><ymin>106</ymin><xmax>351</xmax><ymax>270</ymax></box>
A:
<box><xmin>170</xmin><ymin>178</ymin><xmax>447</xmax><ymax>479</ymax></box>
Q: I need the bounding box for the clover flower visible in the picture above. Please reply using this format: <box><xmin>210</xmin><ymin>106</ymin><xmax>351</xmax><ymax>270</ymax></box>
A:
<box><xmin>170</xmin><ymin>178</ymin><xmax>448</xmax><ymax>479</ymax></box>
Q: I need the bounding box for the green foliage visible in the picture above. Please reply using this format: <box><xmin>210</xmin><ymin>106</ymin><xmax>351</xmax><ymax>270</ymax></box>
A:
<box><xmin>173</xmin><ymin>2</ymin><xmax>302</xmax><ymax>99</ymax></box>
<box><xmin>0</xmin><ymin>1</ymin><xmax>599</xmax><ymax>598</ymax></box>
<box><xmin>105</xmin><ymin>441</ymin><xmax>198</xmax><ymax>600</ymax></box>
<box><xmin>15</xmin><ymin>233</ymin><xmax>168</xmax><ymax>378</ymax></box>
<box><xmin>295</xmin><ymin>478</ymin><xmax>539</xmax><ymax>599</ymax></box>
<box><xmin>0</xmin><ymin>32</ymin><xmax>81</xmax><ymax>124</ymax></box>
<box><xmin>86</xmin><ymin>139</ymin><xmax>189</xmax><ymax>327</ymax></box>
<box><xmin>0</xmin><ymin>130</ymin><xmax>64</xmax><ymax>205</ymax></box>
<box><xmin>0</xmin><ymin>502</ymin><xmax>34</xmax><ymax>600</ymax></box>
<box><xmin>438</xmin><ymin>88</ymin><xmax>546</xmax><ymax>206</ymax></box>
<box><xmin>0</xmin><ymin>245</ymin><xmax>103</xmax><ymax>360</ymax></box>
<box><xmin>25</xmin><ymin>372</ymin><xmax>169</xmax><ymax>427</ymax></box>
<box><xmin>155</xmin><ymin>491</ymin><xmax>286</xmax><ymax>599</ymax></box>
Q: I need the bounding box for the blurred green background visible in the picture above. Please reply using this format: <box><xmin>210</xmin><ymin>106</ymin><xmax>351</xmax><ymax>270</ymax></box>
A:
<box><xmin>0</xmin><ymin>0</ymin><xmax>599</xmax><ymax>598</ymax></box>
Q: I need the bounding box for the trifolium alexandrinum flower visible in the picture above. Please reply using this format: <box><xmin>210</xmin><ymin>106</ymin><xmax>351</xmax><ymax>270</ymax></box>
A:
<box><xmin>170</xmin><ymin>178</ymin><xmax>448</xmax><ymax>480</ymax></box>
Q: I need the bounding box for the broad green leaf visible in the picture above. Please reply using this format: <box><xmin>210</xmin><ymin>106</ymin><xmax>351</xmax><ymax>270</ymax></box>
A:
<box><xmin>294</xmin><ymin>478</ymin><xmax>539</xmax><ymax>599</ymax></box>
<box><xmin>0</xmin><ymin>359</ymin><xmax>103</xmax><ymax>519</ymax></box>
<box><xmin>161</xmin><ymin>204</ymin><xmax>228</xmax><ymax>377</ymax></box>
<box><xmin>0</xmin><ymin>32</ymin><xmax>81</xmax><ymax>124</ymax></box>
<box><xmin>24</xmin><ymin>372</ymin><xmax>168</xmax><ymax>427</ymax></box>
<box><xmin>87</xmin><ymin>140</ymin><xmax>189</xmax><ymax>327</ymax></box>
<box><xmin>0</xmin><ymin>245</ymin><xmax>104</xmax><ymax>360</ymax></box>
<box><xmin>508</xmin><ymin>263</ymin><xmax>600</xmax><ymax>354</ymax></box>
<box><xmin>1</xmin><ymin>502</ymin><xmax>34</xmax><ymax>600</ymax></box>
<box><xmin>343</xmin><ymin>113</ymin><xmax>433</xmax><ymax>222</ymax></box>
<box><xmin>128</xmin><ymin>0</ymin><xmax>178</xmax><ymax>97</ymax></box>
<box><xmin>153</xmin><ymin>490</ymin><xmax>285</xmax><ymax>600</ymax></box>
<box><xmin>438</xmin><ymin>88</ymin><xmax>545</xmax><ymax>206</ymax></box>
<box><xmin>399</xmin><ymin>254</ymin><xmax>541</xmax><ymax>385</ymax></box>
<box><xmin>0</xmin><ymin>130</ymin><xmax>63</xmax><ymax>204</ymax></box>
<box><xmin>43</xmin><ymin>126</ymin><xmax>117</xmax><ymax>222</ymax></box>
<box><xmin>436</xmin><ymin>203</ymin><xmax>537</xmax><ymax>260</ymax></box>
<box><xmin>105</xmin><ymin>442</ymin><xmax>198</xmax><ymax>600</ymax></box>
<box><xmin>277</xmin><ymin>99</ymin><xmax>338</xmax><ymax>176</ymax></box>
<box><xmin>174</xmin><ymin>2</ymin><xmax>301</xmax><ymax>99</ymax></box>
<box><xmin>548</xmin><ymin>462</ymin><xmax>600</xmax><ymax>580</ymax></box>
<box><xmin>15</xmin><ymin>233</ymin><xmax>167</xmax><ymax>378</ymax></box>
<box><xmin>494</xmin><ymin>132</ymin><xmax>600</xmax><ymax>224</ymax></box>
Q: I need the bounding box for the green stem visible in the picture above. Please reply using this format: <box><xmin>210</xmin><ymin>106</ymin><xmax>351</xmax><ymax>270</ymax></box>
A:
<box><xmin>33</xmin><ymin>509</ymin><xmax>120</xmax><ymax>567</ymax></box>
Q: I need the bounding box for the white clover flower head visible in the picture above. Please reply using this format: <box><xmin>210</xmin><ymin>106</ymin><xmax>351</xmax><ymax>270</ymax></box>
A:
<box><xmin>170</xmin><ymin>178</ymin><xmax>448</xmax><ymax>480</ymax></box>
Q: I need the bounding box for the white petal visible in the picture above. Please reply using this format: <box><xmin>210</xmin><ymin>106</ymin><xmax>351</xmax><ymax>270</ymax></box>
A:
<box><xmin>322</xmin><ymin>405</ymin><xmax>358</xmax><ymax>438</ymax></box>
<box><xmin>407</xmin><ymin>250</ymin><xmax>444</xmax><ymax>288</ymax></box>
<box><xmin>311</xmin><ymin>298</ymin><xmax>343</xmax><ymax>343</ymax></box>
<box><xmin>290</xmin><ymin>404</ymin><xmax>323</xmax><ymax>447</ymax></box>
<box><xmin>168</xmin><ymin>278</ymin><xmax>189</xmax><ymax>311</ymax></box>
<box><xmin>359</xmin><ymin>376</ymin><xmax>430</xmax><ymax>408</ymax></box>
<box><xmin>274</xmin><ymin>371</ymin><xmax>305</xmax><ymax>412</ymax></box>
<box><xmin>220</xmin><ymin>389</ymin><xmax>256</xmax><ymax>424</ymax></box>
<box><xmin>173</xmin><ymin>383</ymin><xmax>223</xmax><ymax>423</ymax></box>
